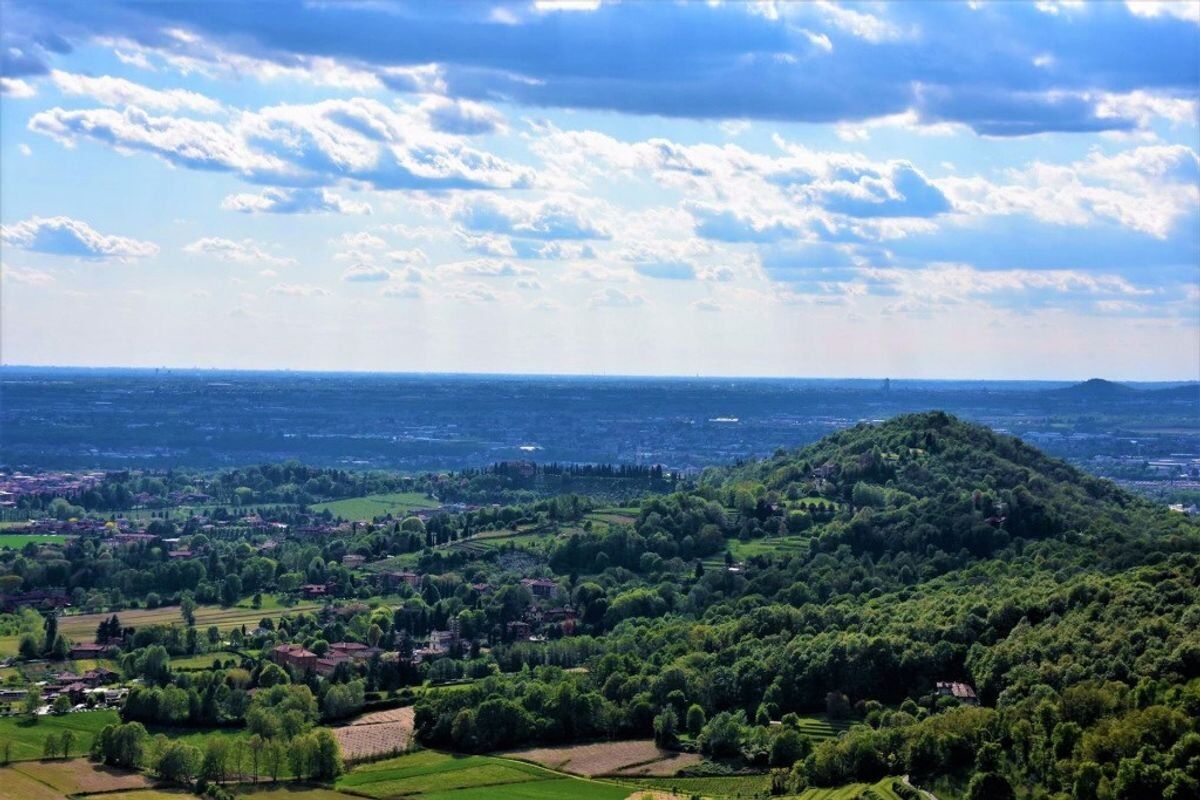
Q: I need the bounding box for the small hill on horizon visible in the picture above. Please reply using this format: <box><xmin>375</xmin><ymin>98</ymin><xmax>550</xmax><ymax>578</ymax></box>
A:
<box><xmin>1049</xmin><ymin>377</ymin><xmax>1138</xmax><ymax>399</ymax></box>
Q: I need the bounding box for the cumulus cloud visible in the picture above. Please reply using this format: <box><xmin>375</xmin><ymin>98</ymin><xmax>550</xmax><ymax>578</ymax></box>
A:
<box><xmin>0</xmin><ymin>77</ymin><xmax>37</xmax><ymax>98</ymax></box>
<box><xmin>1</xmin><ymin>216</ymin><xmax>158</xmax><ymax>260</ymax></box>
<box><xmin>183</xmin><ymin>237</ymin><xmax>294</xmax><ymax>266</ymax></box>
<box><xmin>450</xmin><ymin>194</ymin><xmax>611</xmax><ymax>240</ymax></box>
<box><xmin>50</xmin><ymin>70</ymin><xmax>221</xmax><ymax>113</ymax></box>
<box><xmin>221</xmin><ymin>187</ymin><xmax>371</xmax><ymax>215</ymax></box>
<box><xmin>29</xmin><ymin>97</ymin><xmax>532</xmax><ymax>192</ymax></box>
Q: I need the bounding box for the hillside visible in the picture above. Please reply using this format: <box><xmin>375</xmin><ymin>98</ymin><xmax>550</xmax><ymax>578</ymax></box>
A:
<box><xmin>708</xmin><ymin>411</ymin><xmax>1150</xmax><ymax>559</ymax></box>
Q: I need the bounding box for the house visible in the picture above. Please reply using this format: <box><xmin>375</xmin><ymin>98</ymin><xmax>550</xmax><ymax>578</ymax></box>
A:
<box><xmin>69</xmin><ymin>643</ymin><xmax>109</xmax><ymax>659</ymax></box>
<box><xmin>341</xmin><ymin>554</ymin><xmax>366</xmax><ymax>568</ymax></box>
<box><xmin>506</xmin><ymin>620</ymin><xmax>532</xmax><ymax>640</ymax></box>
<box><xmin>315</xmin><ymin>651</ymin><xmax>352</xmax><ymax>677</ymax></box>
<box><xmin>167</xmin><ymin>549</ymin><xmax>193</xmax><ymax>559</ymax></box>
<box><xmin>82</xmin><ymin>668</ymin><xmax>119</xmax><ymax>686</ymax></box>
<box><xmin>272</xmin><ymin>643</ymin><xmax>318</xmax><ymax>671</ymax></box>
<box><xmin>936</xmin><ymin>681</ymin><xmax>979</xmax><ymax>705</ymax></box>
<box><xmin>300</xmin><ymin>583</ymin><xmax>328</xmax><ymax>598</ymax></box>
<box><xmin>521</xmin><ymin>577</ymin><xmax>559</xmax><ymax>599</ymax></box>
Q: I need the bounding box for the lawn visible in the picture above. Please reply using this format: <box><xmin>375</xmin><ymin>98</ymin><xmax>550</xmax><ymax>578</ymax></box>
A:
<box><xmin>336</xmin><ymin>750</ymin><xmax>631</xmax><ymax>800</ymax></box>
<box><xmin>0</xmin><ymin>535</ymin><xmax>69</xmax><ymax>549</ymax></box>
<box><xmin>0</xmin><ymin>709</ymin><xmax>120</xmax><ymax>761</ymax></box>
<box><xmin>309</xmin><ymin>492</ymin><xmax>434</xmax><ymax>521</ymax></box>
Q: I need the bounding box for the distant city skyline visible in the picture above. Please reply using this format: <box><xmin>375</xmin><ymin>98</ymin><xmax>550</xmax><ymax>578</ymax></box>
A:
<box><xmin>2</xmin><ymin>1</ymin><xmax>1198</xmax><ymax>379</ymax></box>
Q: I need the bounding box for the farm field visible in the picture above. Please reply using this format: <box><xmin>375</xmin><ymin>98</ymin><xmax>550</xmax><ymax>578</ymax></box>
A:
<box><xmin>0</xmin><ymin>710</ymin><xmax>120</xmax><ymax>761</ymax></box>
<box><xmin>0</xmin><ymin>766</ymin><xmax>65</xmax><ymax>800</ymax></box>
<box><xmin>792</xmin><ymin>777</ymin><xmax>908</xmax><ymax>799</ymax></box>
<box><xmin>310</xmin><ymin>492</ymin><xmax>434</xmax><ymax>521</ymax></box>
<box><xmin>334</xmin><ymin>706</ymin><xmax>415</xmax><ymax>762</ymax></box>
<box><xmin>628</xmin><ymin>773</ymin><xmax>773</xmax><ymax>798</ymax></box>
<box><xmin>0</xmin><ymin>535</ymin><xmax>69</xmax><ymax>549</ymax></box>
<box><xmin>55</xmin><ymin>602</ymin><xmax>320</xmax><ymax>642</ymax></box>
<box><xmin>501</xmin><ymin>739</ymin><xmax>701</xmax><ymax>777</ymax></box>
<box><xmin>8</xmin><ymin>757</ymin><xmax>153</xmax><ymax>795</ymax></box>
<box><xmin>336</xmin><ymin>750</ymin><xmax>632</xmax><ymax>800</ymax></box>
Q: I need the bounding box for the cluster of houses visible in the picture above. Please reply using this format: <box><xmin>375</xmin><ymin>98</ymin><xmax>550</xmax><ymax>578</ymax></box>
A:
<box><xmin>0</xmin><ymin>666</ymin><xmax>125</xmax><ymax>715</ymax></box>
<box><xmin>271</xmin><ymin>640</ymin><xmax>385</xmax><ymax>677</ymax></box>
<box><xmin>0</xmin><ymin>471</ymin><xmax>106</xmax><ymax>508</ymax></box>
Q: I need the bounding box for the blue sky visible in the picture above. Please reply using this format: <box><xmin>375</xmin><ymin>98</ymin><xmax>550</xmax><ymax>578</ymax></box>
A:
<box><xmin>1</xmin><ymin>0</ymin><xmax>1197</xmax><ymax>379</ymax></box>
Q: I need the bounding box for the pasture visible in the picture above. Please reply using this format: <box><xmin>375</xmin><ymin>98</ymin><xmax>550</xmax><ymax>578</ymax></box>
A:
<box><xmin>309</xmin><ymin>492</ymin><xmax>433</xmax><ymax>521</ymax></box>
<box><xmin>55</xmin><ymin>602</ymin><xmax>320</xmax><ymax>642</ymax></box>
<box><xmin>0</xmin><ymin>710</ymin><xmax>119</xmax><ymax>761</ymax></box>
<box><xmin>0</xmin><ymin>535</ymin><xmax>68</xmax><ymax>549</ymax></box>
<box><xmin>336</xmin><ymin>750</ymin><xmax>631</xmax><ymax>800</ymax></box>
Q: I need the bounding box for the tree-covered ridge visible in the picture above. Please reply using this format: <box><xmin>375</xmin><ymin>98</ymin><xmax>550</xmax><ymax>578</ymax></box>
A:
<box><xmin>709</xmin><ymin>410</ymin><xmax>1158</xmax><ymax>555</ymax></box>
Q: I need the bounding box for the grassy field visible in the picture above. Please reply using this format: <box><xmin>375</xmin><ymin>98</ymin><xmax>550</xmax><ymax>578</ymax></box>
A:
<box><xmin>726</xmin><ymin>535</ymin><xmax>812</xmax><ymax>561</ymax></box>
<box><xmin>629</xmin><ymin>773</ymin><xmax>773</xmax><ymax>797</ymax></box>
<box><xmin>336</xmin><ymin>750</ymin><xmax>632</xmax><ymax>800</ymax></box>
<box><xmin>56</xmin><ymin>602</ymin><xmax>320</xmax><ymax>642</ymax></box>
<box><xmin>0</xmin><ymin>710</ymin><xmax>120</xmax><ymax>761</ymax></box>
<box><xmin>310</xmin><ymin>492</ymin><xmax>433</xmax><ymax>521</ymax></box>
<box><xmin>793</xmin><ymin>777</ymin><xmax>908</xmax><ymax>799</ymax></box>
<box><xmin>0</xmin><ymin>535</ymin><xmax>69</xmax><ymax>549</ymax></box>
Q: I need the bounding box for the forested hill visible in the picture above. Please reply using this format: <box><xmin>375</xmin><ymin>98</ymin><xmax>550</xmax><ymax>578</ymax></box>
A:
<box><xmin>707</xmin><ymin>410</ymin><xmax>1161</xmax><ymax>559</ymax></box>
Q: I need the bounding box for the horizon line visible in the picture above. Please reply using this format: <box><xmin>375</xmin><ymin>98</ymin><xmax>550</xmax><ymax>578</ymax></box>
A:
<box><xmin>1</xmin><ymin>363</ymin><xmax>1198</xmax><ymax>385</ymax></box>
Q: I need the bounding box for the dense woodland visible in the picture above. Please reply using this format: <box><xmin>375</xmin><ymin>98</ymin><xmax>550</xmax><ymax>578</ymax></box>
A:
<box><xmin>2</xmin><ymin>412</ymin><xmax>1198</xmax><ymax>799</ymax></box>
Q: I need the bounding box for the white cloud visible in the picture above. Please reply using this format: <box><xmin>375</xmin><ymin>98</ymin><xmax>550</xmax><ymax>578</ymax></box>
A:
<box><xmin>267</xmin><ymin>283</ymin><xmax>330</xmax><ymax>297</ymax></box>
<box><xmin>50</xmin><ymin>70</ymin><xmax>221</xmax><ymax>113</ymax></box>
<box><xmin>449</xmin><ymin>193</ymin><xmax>612</xmax><ymax>240</ymax></box>
<box><xmin>184</xmin><ymin>237</ymin><xmax>294</xmax><ymax>266</ymax></box>
<box><xmin>333</xmin><ymin>232</ymin><xmax>387</xmax><ymax>250</ymax></box>
<box><xmin>222</xmin><ymin>187</ymin><xmax>371</xmax><ymax>215</ymax></box>
<box><xmin>387</xmin><ymin>248</ymin><xmax>428</xmax><ymax>265</ymax></box>
<box><xmin>30</xmin><ymin>97</ymin><xmax>532</xmax><ymax>191</ymax></box>
<box><xmin>1</xmin><ymin>216</ymin><xmax>158</xmax><ymax>260</ymax></box>
<box><xmin>342</xmin><ymin>264</ymin><xmax>393</xmax><ymax>282</ymax></box>
<box><xmin>439</xmin><ymin>259</ymin><xmax>536</xmax><ymax>278</ymax></box>
<box><xmin>0</xmin><ymin>78</ymin><xmax>37</xmax><ymax>98</ymax></box>
<box><xmin>1124</xmin><ymin>1</ymin><xmax>1200</xmax><ymax>23</ymax></box>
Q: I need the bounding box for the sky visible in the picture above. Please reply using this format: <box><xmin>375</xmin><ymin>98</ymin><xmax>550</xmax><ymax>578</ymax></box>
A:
<box><xmin>1</xmin><ymin>0</ymin><xmax>1198</xmax><ymax>380</ymax></box>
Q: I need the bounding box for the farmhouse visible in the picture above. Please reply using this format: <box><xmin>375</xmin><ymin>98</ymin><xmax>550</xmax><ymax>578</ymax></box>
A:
<box><xmin>936</xmin><ymin>681</ymin><xmax>979</xmax><ymax>705</ymax></box>
<box><xmin>69</xmin><ymin>642</ymin><xmax>109</xmax><ymax>659</ymax></box>
<box><xmin>521</xmin><ymin>577</ymin><xmax>559</xmax><ymax>599</ymax></box>
<box><xmin>272</xmin><ymin>643</ymin><xmax>318</xmax><ymax>671</ymax></box>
